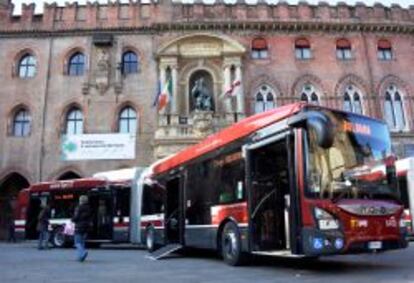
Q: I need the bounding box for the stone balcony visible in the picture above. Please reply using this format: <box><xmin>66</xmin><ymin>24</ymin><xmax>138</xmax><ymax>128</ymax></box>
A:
<box><xmin>153</xmin><ymin>111</ymin><xmax>245</xmax><ymax>159</ymax></box>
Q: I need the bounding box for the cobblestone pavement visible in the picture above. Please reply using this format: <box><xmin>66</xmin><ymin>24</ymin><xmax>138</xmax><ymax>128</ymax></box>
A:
<box><xmin>1</xmin><ymin>241</ymin><xmax>413</xmax><ymax>283</ymax></box>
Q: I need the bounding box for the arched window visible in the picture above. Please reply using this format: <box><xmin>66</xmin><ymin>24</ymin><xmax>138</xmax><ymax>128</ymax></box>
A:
<box><xmin>65</xmin><ymin>108</ymin><xmax>83</xmax><ymax>135</ymax></box>
<box><xmin>378</xmin><ymin>39</ymin><xmax>392</xmax><ymax>61</ymax></box>
<box><xmin>300</xmin><ymin>84</ymin><xmax>319</xmax><ymax>105</ymax></box>
<box><xmin>122</xmin><ymin>51</ymin><xmax>138</xmax><ymax>75</ymax></box>
<box><xmin>336</xmin><ymin>38</ymin><xmax>352</xmax><ymax>60</ymax></box>
<box><xmin>384</xmin><ymin>85</ymin><xmax>406</xmax><ymax>131</ymax></box>
<box><xmin>251</xmin><ymin>38</ymin><xmax>268</xmax><ymax>59</ymax></box>
<box><xmin>254</xmin><ymin>85</ymin><xmax>276</xmax><ymax>113</ymax></box>
<box><xmin>18</xmin><ymin>54</ymin><xmax>36</xmax><ymax>78</ymax></box>
<box><xmin>118</xmin><ymin>106</ymin><xmax>137</xmax><ymax>134</ymax></box>
<box><xmin>295</xmin><ymin>38</ymin><xmax>312</xmax><ymax>60</ymax></box>
<box><xmin>12</xmin><ymin>109</ymin><xmax>31</xmax><ymax>137</ymax></box>
<box><xmin>343</xmin><ymin>85</ymin><xmax>363</xmax><ymax>114</ymax></box>
<box><xmin>68</xmin><ymin>52</ymin><xmax>85</xmax><ymax>76</ymax></box>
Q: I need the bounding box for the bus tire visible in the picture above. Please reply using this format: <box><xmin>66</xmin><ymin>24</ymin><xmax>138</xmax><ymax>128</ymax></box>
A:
<box><xmin>221</xmin><ymin>222</ymin><xmax>246</xmax><ymax>266</ymax></box>
<box><xmin>145</xmin><ymin>226</ymin><xmax>156</xmax><ymax>252</ymax></box>
<box><xmin>52</xmin><ymin>226</ymin><xmax>67</xmax><ymax>248</ymax></box>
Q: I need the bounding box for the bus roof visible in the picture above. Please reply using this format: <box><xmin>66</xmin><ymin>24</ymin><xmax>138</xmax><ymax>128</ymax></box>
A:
<box><xmin>93</xmin><ymin>167</ymin><xmax>138</xmax><ymax>182</ymax></box>
<box><xmin>26</xmin><ymin>178</ymin><xmax>127</xmax><ymax>193</ymax></box>
<box><xmin>152</xmin><ymin>103</ymin><xmax>305</xmax><ymax>175</ymax></box>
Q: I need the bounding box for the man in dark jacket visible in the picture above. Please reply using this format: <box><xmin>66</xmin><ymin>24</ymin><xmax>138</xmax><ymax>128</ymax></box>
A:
<box><xmin>37</xmin><ymin>203</ymin><xmax>50</xmax><ymax>250</ymax></box>
<box><xmin>72</xmin><ymin>195</ymin><xmax>91</xmax><ymax>262</ymax></box>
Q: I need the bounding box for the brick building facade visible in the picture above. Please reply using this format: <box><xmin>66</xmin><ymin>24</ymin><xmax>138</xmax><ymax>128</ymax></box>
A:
<box><xmin>1</xmin><ymin>0</ymin><xmax>414</xmax><ymax>238</ymax></box>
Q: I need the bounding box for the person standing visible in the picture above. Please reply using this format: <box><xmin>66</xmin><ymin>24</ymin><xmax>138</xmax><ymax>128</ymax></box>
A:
<box><xmin>72</xmin><ymin>195</ymin><xmax>91</xmax><ymax>262</ymax></box>
<box><xmin>37</xmin><ymin>203</ymin><xmax>50</xmax><ymax>250</ymax></box>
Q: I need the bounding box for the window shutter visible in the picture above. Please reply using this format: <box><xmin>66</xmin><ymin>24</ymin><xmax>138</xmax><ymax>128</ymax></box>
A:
<box><xmin>336</xmin><ymin>38</ymin><xmax>351</xmax><ymax>48</ymax></box>
<box><xmin>295</xmin><ymin>38</ymin><xmax>310</xmax><ymax>48</ymax></box>
<box><xmin>378</xmin><ymin>39</ymin><xmax>392</xmax><ymax>49</ymax></box>
<box><xmin>252</xmin><ymin>38</ymin><xmax>267</xmax><ymax>50</ymax></box>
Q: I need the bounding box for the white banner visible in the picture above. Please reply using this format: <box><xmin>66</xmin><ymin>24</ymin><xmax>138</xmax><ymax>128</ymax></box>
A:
<box><xmin>61</xmin><ymin>134</ymin><xmax>136</xmax><ymax>161</ymax></box>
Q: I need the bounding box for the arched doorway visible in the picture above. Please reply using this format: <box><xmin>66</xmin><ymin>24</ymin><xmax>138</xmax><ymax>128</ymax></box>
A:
<box><xmin>0</xmin><ymin>173</ymin><xmax>30</xmax><ymax>240</ymax></box>
<box><xmin>57</xmin><ymin>171</ymin><xmax>82</xmax><ymax>180</ymax></box>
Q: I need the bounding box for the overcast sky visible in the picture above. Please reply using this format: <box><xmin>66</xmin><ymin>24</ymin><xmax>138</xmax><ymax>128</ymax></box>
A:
<box><xmin>11</xmin><ymin>0</ymin><xmax>414</xmax><ymax>15</ymax></box>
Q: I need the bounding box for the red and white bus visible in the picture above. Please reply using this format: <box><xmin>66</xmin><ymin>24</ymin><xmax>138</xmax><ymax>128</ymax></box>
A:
<box><xmin>141</xmin><ymin>103</ymin><xmax>409</xmax><ymax>265</ymax></box>
<box><xmin>395</xmin><ymin>157</ymin><xmax>414</xmax><ymax>237</ymax></box>
<box><xmin>14</xmin><ymin>167</ymin><xmax>147</xmax><ymax>247</ymax></box>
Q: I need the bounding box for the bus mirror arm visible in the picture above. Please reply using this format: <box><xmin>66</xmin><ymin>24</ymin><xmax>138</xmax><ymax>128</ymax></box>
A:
<box><xmin>287</xmin><ymin>111</ymin><xmax>335</xmax><ymax>149</ymax></box>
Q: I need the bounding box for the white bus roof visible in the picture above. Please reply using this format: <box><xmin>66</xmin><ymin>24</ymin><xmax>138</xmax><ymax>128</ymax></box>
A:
<box><xmin>93</xmin><ymin>167</ymin><xmax>138</xmax><ymax>181</ymax></box>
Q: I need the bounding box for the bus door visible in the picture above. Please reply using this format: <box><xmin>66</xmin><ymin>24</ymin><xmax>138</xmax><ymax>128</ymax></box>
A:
<box><xmin>246</xmin><ymin>133</ymin><xmax>295</xmax><ymax>252</ymax></box>
<box><xmin>165</xmin><ymin>176</ymin><xmax>185</xmax><ymax>245</ymax></box>
<box><xmin>88</xmin><ymin>188</ymin><xmax>113</xmax><ymax>240</ymax></box>
<box><xmin>26</xmin><ymin>193</ymin><xmax>49</xmax><ymax>239</ymax></box>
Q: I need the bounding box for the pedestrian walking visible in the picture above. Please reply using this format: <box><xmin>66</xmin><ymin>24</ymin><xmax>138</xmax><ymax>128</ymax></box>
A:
<box><xmin>72</xmin><ymin>195</ymin><xmax>91</xmax><ymax>262</ymax></box>
<box><xmin>7</xmin><ymin>199</ymin><xmax>16</xmax><ymax>243</ymax></box>
<box><xmin>37</xmin><ymin>203</ymin><xmax>50</xmax><ymax>250</ymax></box>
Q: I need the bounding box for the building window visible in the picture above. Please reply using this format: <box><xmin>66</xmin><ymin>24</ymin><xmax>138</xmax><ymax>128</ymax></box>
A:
<box><xmin>251</xmin><ymin>38</ymin><xmax>268</xmax><ymax>59</ymax></box>
<box><xmin>300</xmin><ymin>84</ymin><xmax>319</xmax><ymax>104</ymax></box>
<box><xmin>18</xmin><ymin>54</ymin><xmax>37</xmax><ymax>78</ymax></box>
<box><xmin>65</xmin><ymin>108</ymin><xmax>83</xmax><ymax>135</ymax></box>
<box><xmin>336</xmin><ymin>38</ymin><xmax>352</xmax><ymax>60</ymax></box>
<box><xmin>12</xmin><ymin>109</ymin><xmax>31</xmax><ymax>137</ymax></box>
<box><xmin>68</xmin><ymin>52</ymin><xmax>85</xmax><ymax>76</ymax></box>
<box><xmin>122</xmin><ymin>51</ymin><xmax>138</xmax><ymax>75</ymax></box>
<box><xmin>295</xmin><ymin>38</ymin><xmax>312</xmax><ymax>60</ymax></box>
<box><xmin>343</xmin><ymin>85</ymin><xmax>363</xmax><ymax>114</ymax></box>
<box><xmin>118</xmin><ymin>106</ymin><xmax>137</xmax><ymax>134</ymax></box>
<box><xmin>384</xmin><ymin>85</ymin><xmax>406</xmax><ymax>131</ymax></box>
<box><xmin>254</xmin><ymin>85</ymin><xmax>276</xmax><ymax>113</ymax></box>
<box><xmin>377</xmin><ymin>39</ymin><xmax>393</xmax><ymax>61</ymax></box>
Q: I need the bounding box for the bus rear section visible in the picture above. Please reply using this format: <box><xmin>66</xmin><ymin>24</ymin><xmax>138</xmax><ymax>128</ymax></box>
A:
<box><xmin>15</xmin><ymin>178</ymin><xmax>134</xmax><ymax>247</ymax></box>
<box><xmin>142</xmin><ymin>103</ymin><xmax>408</xmax><ymax>265</ymax></box>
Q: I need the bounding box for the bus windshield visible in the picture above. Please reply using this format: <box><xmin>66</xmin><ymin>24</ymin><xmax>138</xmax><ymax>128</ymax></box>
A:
<box><xmin>306</xmin><ymin>111</ymin><xmax>398</xmax><ymax>201</ymax></box>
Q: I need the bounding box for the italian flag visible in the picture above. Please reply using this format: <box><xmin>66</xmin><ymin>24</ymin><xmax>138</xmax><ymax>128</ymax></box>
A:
<box><xmin>157</xmin><ymin>78</ymin><xmax>172</xmax><ymax>111</ymax></box>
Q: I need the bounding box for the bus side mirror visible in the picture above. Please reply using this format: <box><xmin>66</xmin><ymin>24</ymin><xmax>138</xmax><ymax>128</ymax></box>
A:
<box><xmin>288</xmin><ymin>111</ymin><xmax>335</xmax><ymax>149</ymax></box>
<box><xmin>307</xmin><ymin>116</ymin><xmax>334</xmax><ymax>149</ymax></box>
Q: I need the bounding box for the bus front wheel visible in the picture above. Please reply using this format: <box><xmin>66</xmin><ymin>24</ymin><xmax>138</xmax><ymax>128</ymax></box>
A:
<box><xmin>52</xmin><ymin>226</ymin><xmax>67</xmax><ymax>248</ymax></box>
<box><xmin>221</xmin><ymin>222</ymin><xmax>246</xmax><ymax>266</ymax></box>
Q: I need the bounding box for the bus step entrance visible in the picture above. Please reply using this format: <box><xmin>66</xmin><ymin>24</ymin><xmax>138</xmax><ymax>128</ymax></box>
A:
<box><xmin>148</xmin><ymin>244</ymin><xmax>183</xmax><ymax>260</ymax></box>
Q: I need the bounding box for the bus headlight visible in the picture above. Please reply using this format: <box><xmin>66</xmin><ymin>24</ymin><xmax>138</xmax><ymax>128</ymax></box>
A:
<box><xmin>314</xmin><ymin>207</ymin><xmax>339</xmax><ymax>230</ymax></box>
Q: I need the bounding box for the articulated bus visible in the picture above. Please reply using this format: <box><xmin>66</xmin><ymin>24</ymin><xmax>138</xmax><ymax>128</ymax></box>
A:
<box><xmin>141</xmin><ymin>103</ymin><xmax>408</xmax><ymax>265</ymax></box>
<box><xmin>15</xmin><ymin>167</ymin><xmax>146</xmax><ymax>247</ymax></box>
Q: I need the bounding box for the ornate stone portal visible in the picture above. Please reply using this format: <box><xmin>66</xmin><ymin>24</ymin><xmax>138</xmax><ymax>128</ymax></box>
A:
<box><xmin>154</xmin><ymin>33</ymin><xmax>246</xmax><ymax>159</ymax></box>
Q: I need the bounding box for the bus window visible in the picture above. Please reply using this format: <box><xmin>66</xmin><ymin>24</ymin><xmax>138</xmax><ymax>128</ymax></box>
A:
<box><xmin>50</xmin><ymin>192</ymin><xmax>77</xmax><ymax>219</ymax></box>
<box><xmin>142</xmin><ymin>184</ymin><xmax>164</xmax><ymax>215</ymax></box>
<box><xmin>114</xmin><ymin>186</ymin><xmax>130</xmax><ymax>218</ymax></box>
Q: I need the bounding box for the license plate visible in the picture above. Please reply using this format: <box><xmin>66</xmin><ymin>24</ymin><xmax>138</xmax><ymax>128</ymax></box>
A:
<box><xmin>368</xmin><ymin>241</ymin><xmax>382</xmax><ymax>250</ymax></box>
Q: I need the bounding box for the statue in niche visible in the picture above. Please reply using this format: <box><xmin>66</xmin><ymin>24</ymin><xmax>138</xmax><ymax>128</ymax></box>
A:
<box><xmin>191</xmin><ymin>77</ymin><xmax>213</xmax><ymax>111</ymax></box>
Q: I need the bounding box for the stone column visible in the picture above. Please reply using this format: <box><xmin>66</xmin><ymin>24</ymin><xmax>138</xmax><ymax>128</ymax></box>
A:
<box><xmin>171</xmin><ymin>66</ymin><xmax>178</xmax><ymax>114</ymax></box>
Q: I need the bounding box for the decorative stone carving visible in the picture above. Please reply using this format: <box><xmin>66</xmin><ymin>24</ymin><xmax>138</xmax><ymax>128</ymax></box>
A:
<box><xmin>192</xmin><ymin>111</ymin><xmax>214</xmax><ymax>138</ymax></box>
<box><xmin>95</xmin><ymin>48</ymin><xmax>110</xmax><ymax>94</ymax></box>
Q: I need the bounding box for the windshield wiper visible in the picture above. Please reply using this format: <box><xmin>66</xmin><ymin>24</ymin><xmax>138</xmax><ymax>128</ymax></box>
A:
<box><xmin>331</xmin><ymin>180</ymin><xmax>353</xmax><ymax>203</ymax></box>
